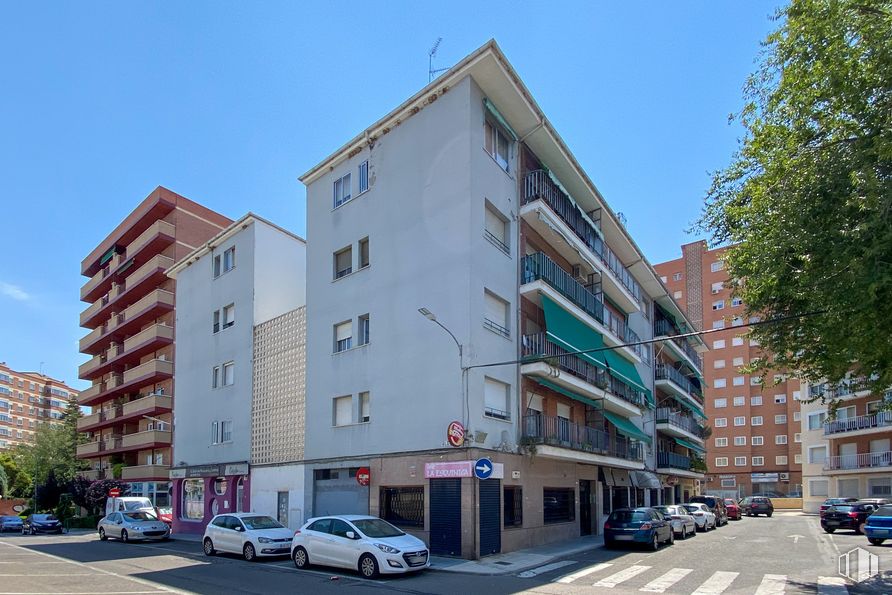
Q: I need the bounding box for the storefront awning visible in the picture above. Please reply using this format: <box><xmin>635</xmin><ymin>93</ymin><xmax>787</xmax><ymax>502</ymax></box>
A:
<box><xmin>675</xmin><ymin>395</ymin><xmax>707</xmax><ymax>420</ymax></box>
<box><xmin>631</xmin><ymin>470</ymin><xmax>662</xmax><ymax>489</ymax></box>
<box><xmin>530</xmin><ymin>377</ymin><xmax>601</xmax><ymax>409</ymax></box>
<box><xmin>541</xmin><ymin>295</ymin><xmax>609</xmax><ymax>370</ymax></box>
<box><xmin>603</xmin><ymin>410</ymin><xmax>652</xmax><ymax>445</ymax></box>
<box><xmin>601</xmin><ymin>467</ymin><xmax>632</xmax><ymax>487</ymax></box>
<box><xmin>674</xmin><ymin>437</ymin><xmax>706</xmax><ymax>454</ymax></box>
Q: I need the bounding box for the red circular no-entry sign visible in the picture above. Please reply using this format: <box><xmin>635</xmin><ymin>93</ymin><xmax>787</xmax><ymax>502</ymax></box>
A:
<box><xmin>109</xmin><ymin>488</ymin><xmax>121</xmax><ymax>497</ymax></box>
<box><xmin>356</xmin><ymin>467</ymin><xmax>371</xmax><ymax>486</ymax></box>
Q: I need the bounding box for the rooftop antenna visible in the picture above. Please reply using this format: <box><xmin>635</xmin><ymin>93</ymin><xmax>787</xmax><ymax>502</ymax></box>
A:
<box><xmin>428</xmin><ymin>37</ymin><xmax>450</xmax><ymax>82</ymax></box>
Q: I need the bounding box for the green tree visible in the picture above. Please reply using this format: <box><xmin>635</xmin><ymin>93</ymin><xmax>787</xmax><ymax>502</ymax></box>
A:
<box><xmin>0</xmin><ymin>464</ymin><xmax>7</xmax><ymax>497</ymax></box>
<box><xmin>0</xmin><ymin>451</ymin><xmax>31</xmax><ymax>498</ymax></box>
<box><xmin>697</xmin><ymin>0</ymin><xmax>892</xmax><ymax>400</ymax></box>
<box><xmin>13</xmin><ymin>405</ymin><xmax>88</xmax><ymax>490</ymax></box>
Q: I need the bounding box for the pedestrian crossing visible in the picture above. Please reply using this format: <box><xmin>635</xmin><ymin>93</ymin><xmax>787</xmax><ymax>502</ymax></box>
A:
<box><xmin>519</xmin><ymin>561</ymin><xmax>851</xmax><ymax>594</ymax></box>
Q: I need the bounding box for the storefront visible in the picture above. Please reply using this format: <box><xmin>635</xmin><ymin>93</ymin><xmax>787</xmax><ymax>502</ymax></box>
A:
<box><xmin>170</xmin><ymin>462</ymin><xmax>250</xmax><ymax>535</ymax></box>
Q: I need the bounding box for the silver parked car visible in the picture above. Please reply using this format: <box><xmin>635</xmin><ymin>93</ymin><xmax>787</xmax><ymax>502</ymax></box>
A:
<box><xmin>98</xmin><ymin>511</ymin><xmax>170</xmax><ymax>542</ymax></box>
<box><xmin>653</xmin><ymin>505</ymin><xmax>697</xmax><ymax>539</ymax></box>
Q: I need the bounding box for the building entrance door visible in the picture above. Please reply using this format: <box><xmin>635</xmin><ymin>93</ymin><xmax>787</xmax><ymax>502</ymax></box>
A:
<box><xmin>430</xmin><ymin>478</ymin><xmax>461</xmax><ymax>556</ymax></box>
<box><xmin>479</xmin><ymin>479</ymin><xmax>501</xmax><ymax>556</ymax></box>
<box><xmin>579</xmin><ymin>480</ymin><xmax>592</xmax><ymax>535</ymax></box>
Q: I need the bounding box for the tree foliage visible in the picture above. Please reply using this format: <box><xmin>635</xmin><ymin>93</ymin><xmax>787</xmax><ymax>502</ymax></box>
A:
<box><xmin>85</xmin><ymin>479</ymin><xmax>130</xmax><ymax>516</ymax></box>
<box><xmin>0</xmin><ymin>452</ymin><xmax>31</xmax><ymax>498</ymax></box>
<box><xmin>697</xmin><ymin>0</ymin><xmax>892</xmax><ymax>400</ymax></box>
<box><xmin>13</xmin><ymin>401</ymin><xmax>88</xmax><ymax>490</ymax></box>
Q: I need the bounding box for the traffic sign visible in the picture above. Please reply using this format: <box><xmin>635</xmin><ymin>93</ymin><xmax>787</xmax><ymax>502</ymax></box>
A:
<box><xmin>474</xmin><ymin>458</ymin><xmax>493</xmax><ymax>480</ymax></box>
<box><xmin>356</xmin><ymin>467</ymin><xmax>371</xmax><ymax>486</ymax></box>
<box><xmin>109</xmin><ymin>488</ymin><xmax>121</xmax><ymax>497</ymax></box>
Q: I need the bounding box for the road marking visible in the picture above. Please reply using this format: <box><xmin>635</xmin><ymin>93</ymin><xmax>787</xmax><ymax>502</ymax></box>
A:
<box><xmin>639</xmin><ymin>568</ymin><xmax>693</xmax><ymax>592</ymax></box>
<box><xmin>691</xmin><ymin>570</ymin><xmax>739</xmax><ymax>595</ymax></box>
<box><xmin>817</xmin><ymin>576</ymin><xmax>849</xmax><ymax>595</ymax></box>
<box><xmin>0</xmin><ymin>592</ymin><xmax>164</xmax><ymax>594</ymax></box>
<box><xmin>788</xmin><ymin>534</ymin><xmax>803</xmax><ymax>544</ymax></box>
<box><xmin>517</xmin><ymin>560</ymin><xmax>577</xmax><ymax>578</ymax></box>
<box><xmin>593</xmin><ymin>565</ymin><xmax>651</xmax><ymax>588</ymax></box>
<box><xmin>754</xmin><ymin>574</ymin><xmax>787</xmax><ymax>595</ymax></box>
<box><xmin>555</xmin><ymin>562</ymin><xmax>612</xmax><ymax>583</ymax></box>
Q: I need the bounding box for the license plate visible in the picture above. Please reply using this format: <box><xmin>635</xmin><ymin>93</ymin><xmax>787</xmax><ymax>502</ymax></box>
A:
<box><xmin>826</xmin><ymin>521</ymin><xmax>839</xmax><ymax>526</ymax></box>
<box><xmin>614</xmin><ymin>535</ymin><xmax>634</xmax><ymax>541</ymax></box>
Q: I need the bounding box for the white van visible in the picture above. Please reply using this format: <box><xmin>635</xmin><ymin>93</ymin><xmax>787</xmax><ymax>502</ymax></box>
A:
<box><xmin>105</xmin><ymin>497</ymin><xmax>158</xmax><ymax>518</ymax></box>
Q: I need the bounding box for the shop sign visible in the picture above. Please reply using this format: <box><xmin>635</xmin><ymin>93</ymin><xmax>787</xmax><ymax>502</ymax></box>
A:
<box><xmin>169</xmin><ymin>468</ymin><xmax>186</xmax><ymax>479</ymax></box>
<box><xmin>751</xmin><ymin>472</ymin><xmax>779</xmax><ymax>482</ymax></box>
<box><xmin>447</xmin><ymin>421</ymin><xmax>465</xmax><ymax>447</ymax></box>
<box><xmin>424</xmin><ymin>461</ymin><xmax>473</xmax><ymax>479</ymax></box>
<box><xmin>223</xmin><ymin>463</ymin><xmax>249</xmax><ymax>476</ymax></box>
<box><xmin>356</xmin><ymin>467</ymin><xmax>371</xmax><ymax>486</ymax></box>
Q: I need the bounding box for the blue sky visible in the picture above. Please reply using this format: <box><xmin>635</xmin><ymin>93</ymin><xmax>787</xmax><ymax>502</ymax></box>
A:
<box><xmin>0</xmin><ymin>1</ymin><xmax>779</xmax><ymax>388</ymax></box>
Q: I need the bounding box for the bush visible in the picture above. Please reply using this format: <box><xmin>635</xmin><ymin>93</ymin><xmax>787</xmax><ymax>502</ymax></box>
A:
<box><xmin>66</xmin><ymin>515</ymin><xmax>102</xmax><ymax>529</ymax></box>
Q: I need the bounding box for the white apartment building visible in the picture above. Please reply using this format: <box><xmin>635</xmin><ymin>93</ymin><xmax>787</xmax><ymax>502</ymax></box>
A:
<box><xmin>167</xmin><ymin>213</ymin><xmax>306</xmax><ymax>534</ymax></box>
<box><xmin>299</xmin><ymin>40</ymin><xmax>704</xmax><ymax>559</ymax></box>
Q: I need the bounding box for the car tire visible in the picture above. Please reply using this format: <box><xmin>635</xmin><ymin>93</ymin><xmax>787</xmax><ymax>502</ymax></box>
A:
<box><xmin>30</xmin><ymin>527</ymin><xmax>35</xmax><ymax>535</ymax></box>
<box><xmin>858</xmin><ymin>522</ymin><xmax>867</xmax><ymax>535</ymax></box>
<box><xmin>203</xmin><ymin>538</ymin><xmax>216</xmax><ymax>556</ymax></box>
<box><xmin>121</xmin><ymin>530</ymin><xmax>128</xmax><ymax>542</ymax></box>
<box><xmin>99</xmin><ymin>528</ymin><xmax>107</xmax><ymax>541</ymax></box>
<box><xmin>824</xmin><ymin>527</ymin><xmax>836</xmax><ymax>534</ymax></box>
<box><xmin>667</xmin><ymin>530</ymin><xmax>674</xmax><ymax>546</ymax></box>
<box><xmin>359</xmin><ymin>553</ymin><xmax>379</xmax><ymax>578</ymax></box>
<box><xmin>604</xmin><ymin>539</ymin><xmax>615</xmax><ymax>549</ymax></box>
<box><xmin>243</xmin><ymin>542</ymin><xmax>256</xmax><ymax>562</ymax></box>
<box><xmin>651</xmin><ymin>533</ymin><xmax>660</xmax><ymax>551</ymax></box>
<box><xmin>766</xmin><ymin>513</ymin><xmax>772</xmax><ymax>518</ymax></box>
<box><xmin>293</xmin><ymin>546</ymin><xmax>310</xmax><ymax>569</ymax></box>
<box><xmin>869</xmin><ymin>538</ymin><xmax>885</xmax><ymax>546</ymax></box>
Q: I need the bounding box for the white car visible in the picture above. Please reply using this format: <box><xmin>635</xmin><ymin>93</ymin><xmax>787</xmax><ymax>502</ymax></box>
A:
<box><xmin>683</xmin><ymin>503</ymin><xmax>717</xmax><ymax>531</ymax></box>
<box><xmin>202</xmin><ymin>513</ymin><xmax>293</xmax><ymax>561</ymax></box>
<box><xmin>98</xmin><ymin>511</ymin><xmax>170</xmax><ymax>542</ymax></box>
<box><xmin>654</xmin><ymin>505</ymin><xmax>697</xmax><ymax>539</ymax></box>
<box><xmin>291</xmin><ymin>515</ymin><xmax>430</xmax><ymax>578</ymax></box>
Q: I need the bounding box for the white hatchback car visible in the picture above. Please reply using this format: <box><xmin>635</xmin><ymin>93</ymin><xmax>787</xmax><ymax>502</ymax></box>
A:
<box><xmin>202</xmin><ymin>513</ymin><xmax>293</xmax><ymax>561</ymax></box>
<box><xmin>291</xmin><ymin>515</ymin><xmax>429</xmax><ymax>578</ymax></box>
<box><xmin>683</xmin><ymin>502</ymin><xmax>717</xmax><ymax>531</ymax></box>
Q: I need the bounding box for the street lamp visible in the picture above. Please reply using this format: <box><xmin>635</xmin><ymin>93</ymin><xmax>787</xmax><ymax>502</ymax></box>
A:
<box><xmin>418</xmin><ymin>307</ymin><xmax>468</xmax><ymax>436</ymax></box>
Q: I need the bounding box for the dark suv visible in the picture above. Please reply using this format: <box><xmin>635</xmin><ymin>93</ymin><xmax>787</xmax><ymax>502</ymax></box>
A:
<box><xmin>688</xmin><ymin>495</ymin><xmax>728</xmax><ymax>526</ymax></box>
<box><xmin>740</xmin><ymin>496</ymin><xmax>774</xmax><ymax>517</ymax></box>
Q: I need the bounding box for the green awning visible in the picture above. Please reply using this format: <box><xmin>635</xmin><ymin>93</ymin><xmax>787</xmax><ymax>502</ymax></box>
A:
<box><xmin>604</xmin><ymin>350</ymin><xmax>651</xmax><ymax>405</ymax></box>
<box><xmin>541</xmin><ymin>294</ymin><xmax>608</xmax><ymax>370</ymax></box>
<box><xmin>531</xmin><ymin>377</ymin><xmax>602</xmax><ymax>409</ymax></box>
<box><xmin>675</xmin><ymin>395</ymin><xmax>707</xmax><ymax>420</ymax></box>
<box><xmin>674</xmin><ymin>437</ymin><xmax>706</xmax><ymax>455</ymax></box>
<box><xmin>483</xmin><ymin>98</ymin><xmax>518</xmax><ymax>140</ymax></box>
<box><xmin>603</xmin><ymin>410</ymin><xmax>652</xmax><ymax>445</ymax></box>
<box><xmin>99</xmin><ymin>246</ymin><xmax>117</xmax><ymax>266</ymax></box>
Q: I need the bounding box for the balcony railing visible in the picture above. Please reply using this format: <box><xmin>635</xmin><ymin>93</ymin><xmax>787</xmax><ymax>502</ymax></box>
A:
<box><xmin>121</xmin><ymin>429</ymin><xmax>171</xmax><ymax>449</ymax></box>
<box><xmin>657</xmin><ymin>451</ymin><xmax>692</xmax><ymax>470</ymax></box>
<box><xmin>655</xmin><ymin>407</ymin><xmax>706</xmax><ymax>438</ymax></box>
<box><xmin>655</xmin><ymin>363</ymin><xmax>703</xmax><ymax>401</ymax></box>
<box><xmin>654</xmin><ymin>319</ymin><xmax>702</xmax><ymax>371</ymax></box>
<box><xmin>522</xmin><ymin>333</ymin><xmax>646</xmax><ymax>408</ymax></box>
<box><xmin>809</xmin><ymin>377</ymin><xmax>874</xmax><ymax>399</ymax></box>
<box><xmin>825</xmin><ymin>451</ymin><xmax>892</xmax><ymax>471</ymax></box>
<box><xmin>523</xmin><ymin>170</ymin><xmax>642</xmax><ymax>304</ymax></box>
<box><xmin>124</xmin><ymin>220</ymin><xmax>175</xmax><ymax>261</ymax></box>
<box><xmin>522</xmin><ymin>414</ymin><xmax>644</xmax><ymax>461</ymax></box>
<box><xmin>521</xmin><ymin>252</ymin><xmax>644</xmax><ymax>359</ymax></box>
<box><xmin>825</xmin><ymin>412</ymin><xmax>892</xmax><ymax>436</ymax></box>
<box><xmin>121</xmin><ymin>464</ymin><xmax>169</xmax><ymax>481</ymax></box>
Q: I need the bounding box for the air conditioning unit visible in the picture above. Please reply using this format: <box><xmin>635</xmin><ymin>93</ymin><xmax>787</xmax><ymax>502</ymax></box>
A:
<box><xmin>779</xmin><ymin>472</ymin><xmax>790</xmax><ymax>481</ymax></box>
<box><xmin>571</xmin><ymin>265</ymin><xmax>586</xmax><ymax>282</ymax></box>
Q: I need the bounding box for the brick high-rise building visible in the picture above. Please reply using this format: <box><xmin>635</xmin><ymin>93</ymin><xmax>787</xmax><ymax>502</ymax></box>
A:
<box><xmin>0</xmin><ymin>363</ymin><xmax>78</xmax><ymax>449</ymax></box>
<box><xmin>655</xmin><ymin>241</ymin><xmax>802</xmax><ymax>498</ymax></box>
<box><xmin>76</xmin><ymin>186</ymin><xmax>231</xmax><ymax>506</ymax></box>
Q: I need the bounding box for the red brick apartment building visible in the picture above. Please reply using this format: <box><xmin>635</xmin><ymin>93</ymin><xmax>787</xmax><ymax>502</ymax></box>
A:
<box><xmin>0</xmin><ymin>362</ymin><xmax>78</xmax><ymax>449</ymax></box>
<box><xmin>654</xmin><ymin>241</ymin><xmax>802</xmax><ymax>498</ymax></box>
<box><xmin>76</xmin><ymin>186</ymin><xmax>231</xmax><ymax>506</ymax></box>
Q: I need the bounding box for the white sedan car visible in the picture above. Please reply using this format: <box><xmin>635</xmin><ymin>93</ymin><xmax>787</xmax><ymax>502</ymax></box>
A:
<box><xmin>98</xmin><ymin>511</ymin><xmax>169</xmax><ymax>542</ymax></box>
<box><xmin>202</xmin><ymin>513</ymin><xmax>293</xmax><ymax>561</ymax></box>
<box><xmin>654</xmin><ymin>505</ymin><xmax>697</xmax><ymax>539</ymax></box>
<box><xmin>292</xmin><ymin>515</ymin><xmax>429</xmax><ymax>578</ymax></box>
<box><xmin>683</xmin><ymin>503</ymin><xmax>717</xmax><ymax>531</ymax></box>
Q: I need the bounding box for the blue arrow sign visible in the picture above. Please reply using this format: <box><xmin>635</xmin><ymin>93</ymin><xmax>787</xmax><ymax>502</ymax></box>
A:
<box><xmin>474</xmin><ymin>457</ymin><xmax>493</xmax><ymax>480</ymax></box>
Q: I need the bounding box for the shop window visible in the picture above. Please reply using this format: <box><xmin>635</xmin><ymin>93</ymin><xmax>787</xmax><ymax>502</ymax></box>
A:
<box><xmin>182</xmin><ymin>479</ymin><xmax>204</xmax><ymax>520</ymax></box>
<box><xmin>214</xmin><ymin>477</ymin><xmax>228</xmax><ymax>496</ymax></box>
<box><xmin>380</xmin><ymin>486</ymin><xmax>424</xmax><ymax>528</ymax></box>
<box><xmin>504</xmin><ymin>486</ymin><xmax>523</xmax><ymax>528</ymax></box>
<box><xmin>543</xmin><ymin>487</ymin><xmax>575</xmax><ymax>524</ymax></box>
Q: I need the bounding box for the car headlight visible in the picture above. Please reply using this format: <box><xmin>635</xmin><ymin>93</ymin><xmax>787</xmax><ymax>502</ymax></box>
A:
<box><xmin>258</xmin><ymin>537</ymin><xmax>272</xmax><ymax>543</ymax></box>
<box><xmin>374</xmin><ymin>543</ymin><xmax>400</xmax><ymax>554</ymax></box>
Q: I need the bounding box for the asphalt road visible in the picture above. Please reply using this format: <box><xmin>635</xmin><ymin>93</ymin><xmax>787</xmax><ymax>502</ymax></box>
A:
<box><xmin>2</xmin><ymin>513</ymin><xmax>891</xmax><ymax>594</ymax></box>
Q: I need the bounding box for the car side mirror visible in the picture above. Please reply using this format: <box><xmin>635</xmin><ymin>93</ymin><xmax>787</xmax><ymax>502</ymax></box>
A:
<box><xmin>346</xmin><ymin>531</ymin><xmax>356</xmax><ymax>539</ymax></box>
<box><xmin>236</xmin><ymin>526</ymin><xmax>244</xmax><ymax>532</ymax></box>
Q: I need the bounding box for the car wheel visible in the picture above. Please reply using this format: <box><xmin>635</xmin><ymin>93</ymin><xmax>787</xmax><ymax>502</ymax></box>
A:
<box><xmin>766</xmin><ymin>513</ymin><xmax>772</xmax><ymax>518</ymax></box>
<box><xmin>667</xmin><ymin>530</ymin><xmax>674</xmax><ymax>545</ymax></box>
<box><xmin>203</xmin><ymin>538</ymin><xmax>216</xmax><ymax>556</ymax></box>
<box><xmin>869</xmin><ymin>538</ymin><xmax>885</xmax><ymax>546</ymax></box>
<box><xmin>30</xmin><ymin>527</ymin><xmax>35</xmax><ymax>535</ymax></box>
<box><xmin>604</xmin><ymin>538</ymin><xmax>615</xmax><ymax>549</ymax></box>
<box><xmin>243</xmin><ymin>542</ymin><xmax>256</xmax><ymax>562</ymax></box>
<box><xmin>651</xmin><ymin>533</ymin><xmax>660</xmax><ymax>551</ymax></box>
<box><xmin>359</xmin><ymin>553</ymin><xmax>379</xmax><ymax>578</ymax></box>
<box><xmin>293</xmin><ymin>546</ymin><xmax>310</xmax><ymax>569</ymax></box>
<box><xmin>99</xmin><ymin>527</ymin><xmax>107</xmax><ymax>541</ymax></box>
<box><xmin>858</xmin><ymin>522</ymin><xmax>867</xmax><ymax>535</ymax></box>
<box><xmin>121</xmin><ymin>530</ymin><xmax>128</xmax><ymax>542</ymax></box>
<box><xmin>824</xmin><ymin>527</ymin><xmax>836</xmax><ymax>534</ymax></box>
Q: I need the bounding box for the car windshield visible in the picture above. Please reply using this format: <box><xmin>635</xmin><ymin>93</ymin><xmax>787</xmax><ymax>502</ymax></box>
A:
<box><xmin>241</xmin><ymin>516</ymin><xmax>284</xmax><ymax>530</ymax></box>
<box><xmin>683</xmin><ymin>504</ymin><xmax>704</xmax><ymax>513</ymax></box>
<box><xmin>873</xmin><ymin>506</ymin><xmax>892</xmax><ymax>516</ymax></box>
<box><xmin>122</xmin><ymin>512</ymin><xmax>156</xmax><ymax>522</ymax></box>
<box><xmin>610</xmin><ymin>510</ymin><xmax>649</xmax><ymax>522</ymax></box>
<box><xmin>352</xmin><ymin>518</ymin><xmax>405</xmax><ymax>538</ymax></box>
<box><xmin>124</xmin><ymin>501</ymin><xmax>152</xmax><ymax>511</ymax></box>
<box><xmin>753</xmin><ymin>497</ymin><xmax>770</xmax><ymax>503</ymax></box>
<box><xmin>34</xmin><ymin>514</ymin><xmax>57</xmax><ymax>521</ymax></box>
<box><xmin>653</xmin><ymin>506</ymin><xmax>670</xmax><ymax>515</ymax></box>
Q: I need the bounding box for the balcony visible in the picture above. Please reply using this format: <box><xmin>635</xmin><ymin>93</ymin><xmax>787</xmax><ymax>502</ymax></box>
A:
<box><xmin>121</xmin><ymin>429</ymin><xmax>171</xmax><ymax>450</ymax></box>
<box><xmin>76</xmin><ymin>441</ymin><xmax>101</xmax><ymax>457</ymax></box>
<box><xmin>824</xmin><ymin>412</ymin><xmax>892</xmax><ymax>438</ymax></box>
<box><xmin>80</xmin><ymin>264</ymin><xmax>116</xmax><ymax>303</ymax></box>
<box><xmin>79</xmin><ymin>289</ymin><xmax>175</xmax><ymax>356</ymax></box>
<box><xmin>808</xmin><ymin>377</ymin><xmax>878</xmax><ymax>401</ymax></box>
<box><xmin>654</xmin><ymin>319</ymin><xmax>703</xmax><ymax>373</ymax></box>
<box><xmin>113</xmin><ymin>254</ymin><xmax>175</xmax><ymax>310</ymax></box>
<box><xmin>77</xmin><ymin>382</ymin><xmax>105</xmax><ymax>405</ymax></box>
<box><xmin>655</xmin><ymin>407</ymin><xmax>706</xmax><ymax>441</ymax></box>
<box><xmin>121</xmin><ymin>220</ymin><xmax>175</xmax><ymax>266</ymax></box>
<box><xmin>521</xmin><ymin>169</ymin><xmax>642</xmax><ymax>311</ymax></box>
<box><xmin>657</xmin><ymin>451</ymin><xmax>695</xmax><ymax>472</ymax></box>
<box><xmin>121</xmin><ymin>464</ymin><xmax>170</xmax><ymax>481</ymax></box>
<box><xmin>655</xmin><ymin>363</ymin><xmax>704</xmax><ymax>408</ymax></box>
<box><xmin>78</xmin><ymin>469</ymin><xmax>107</xmax><ymax>481</ymax></box>
<box><xmin>522</xmin><ymin>414</ymin><xmax>644</xmax><ymax>467</ymax></box>
<box><xmin>825</xmin><ymin>451</ymin><xmax>892</xmax><ymax>473</ymax></box>
<box><xmin>521</xmin><ymin>252</ymin><xmax>645</xmax><ymax>362</ymax></box>
<box><xmin>79</xmin><ymin>359</ymin><xmax>173</xmax><ymax>407</ymax></box>
<box><xmin>522</xmin><ymin>332</ymin><xmax>646</xmax><ymax>417</ymax></box>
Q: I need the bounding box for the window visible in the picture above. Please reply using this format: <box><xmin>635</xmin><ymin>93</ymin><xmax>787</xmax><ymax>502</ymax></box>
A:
<box><xmin>752</xmin><ymin>436</ymin><xmax>764</xmax><ymax>446</ymax></box>
<box><xmin>484</xmin><ymin>377</ymin><xmax>510</xmax><ymax>420</ymax></box>
<box><xmin>795</xmin><ymin>454</ymin><xmax>802</xmax><ymax>464</ymax></box>
<box><xmin>210</xmin><ymin>421</ymin><xmax>219</xmax><ymax>444</ymax></box>
<box><xmin>734</xmin><ymin>436</ymin><xmax>746</xmax><ymax>446</ymax></box>
<box><xmin>711</xmin><ymin>261</ymin><xmax>724</xmax><ymax>272</ymax></box>
<box><xmin>212</xmin><ymin>310</ymin><xmax>221</xmax><ymax>333</ymax></box>
<box><xmin>483</xmin><ymin>290</ymin><xmax>510</xmax><ymax>338</ymax></box>
<box><xmin>721</xmin><ymin>478</ymin><xmax>736</xmax><ymax>487</ymax></box>
<box><xmin>334</xmin><ymin>246</ymin><xmax>352</xmax><ymax>279</ymax></box>
<box><xmin>793</xmin><ymin>411</ymin><xmax>801</xmax><ymax>422</ymax></box>
<box><xmin>808</xmin><ymin>445</ymin><xmax>827</xmax><ymax>464</ymax></box>
<box><xmin>359</xmin><ymin>392</ymin><xmax>370</xmax><ymax>423</ymax></box>
<box><xmin>733</xmin><ymin>376</ymin><xmax>745</xmax><ymax>386</ymax></box>
<box><xmin>221</xmin><ymin>420</ymin><xmax>232</xmax><ymax>443</ymax></box>
<box><xmin>715</xmin><ymin>418</ymin><xmax>727</xmax><ymax>427</ymax></box>
<box><xmin>223</xmin><ymin>362</ymin><xmax>235</xmax><ymax>386</ymax></box>
<box><xmin>714</xmin><ymin>359</ymin><xmax>726</xmax><ymax>369</ymax></box>
<box><xmin>733</xmin><ymin>396</ymin><xmax>745</xmax><ymax>406</ymax></box>
<box><xmin>222</xmin><ymin>247</ymin><xmax>235</xmax><ymax>274</ymax></box>
<box><xmin>713</xmin><ymin>339</ymin><xmax>725</xmax><ymax>349</ymax></box>
<box><xmin>358</xmin><ymin>314</ymin><xmax>370</xmax><ymax>346</ymax></box>
<box><xmin>213</xmin><ymin>254</ymin><xmax>221</xmax><ymax>277</ymax></box>
<box><xmin>734</xmin><ymin>416</ymin><xmax>746</xmax><ymax>426</ymax></box>
<box><xmin>714</xmin><ymin>398</ymin><xmax>727</xmax><ymax>408</ymax></box>
<box><xmin>359</xmin><ymin>237</ymin><xmax>370</xmax><ymax>269</ymax></box>
<box><xmin>543</xmin><ymin>488</ymin><xmax>575</xmax><ymax>524</ymax></box>
<box><xmin>182</xmin><ymin>479</ymin><xmax>204</xmax><ymax>520</ymax></box>
<box><xmin>715</xmin><ymin>457</ymin><xmax>729</xmax><ymax>467</ymax></box>
<box><xmin>731</xmin><ymin>316</ymin><xmax>744</xmax><ymax>327</ymax></box>
<box><xmin>212</xmin><ymin>366</ymin><xmax>220</xmax><ymax>389</ymax></box>
<box><xmin>712</xmin><ymin>300</ymin><xmax>725</xmax><ymax>310</ymax></box>
<box><xmin>792</xmin><ymin>390</ymin><xmax>802</xmax><ymax>401</ymax></box>
<box><xmin>222</xmin><ymin>304</ymin><xmax>235</xmax><ymax>329</ymax></box>
<box><xmin>752</xmin><ymin>456</ymin><xmax>764</xmax><ymax>466</ymax></box>
<box><xmin>673</xmin><ymin>272</ymin><xmax>683</xmax><ymax>281</ymax></box>
<box><xmin>776</xmin><ymin>455</ymin><xmax>788</xmax><ymax>465</ymax></box>
<box><xmin>732</xmin><ymin>337</ymin><xmax>744</xmax><ymax>347</ymax></box>
<box><xmin>750</xmin><ymin>376</ymin><xmax>762</xmax><ymax>386</ymax></box>
<box><xmin>484</xmin><ymin>119</ymin><xmax>511</xmax><ymax>171</ymax></box>
<box><xmin>734</xmin><ymin>456</ymin><xmax>747</xmax><ymax>466</ymax></box>
<box><xmin>333</xmin><ymin>396</ymin><xmax>352</xmax><ymax>426</ymax></box>
<box><xmin>712</xmin><ymin>319</ymin><xmax>725</xmax><ymax>329</ymax></box>
<box><xmin>731</xmin><ymin>297</ymin><xmax>743</xmax><ymax>307</ymax></box>
<box><xmin>380</xmin><ymin>486</ymin><xmax>424</xmax><ymax>528</ymax></box>
<box><xmin>869</xmin><ymin>478</ymin><xmax>892</xmax><ymax>497</ymax></box>
<box><xmin>715</xmin><ymin>437</ymin><xmax>728</xmax><ymax>447</ymax></box>
<box><xmin>334</xmin><ymin>321</ymin><xmax>352</xmax><ymax>352</ymax></box>
<box><xmin>775</xmin><ymin>414</ymin><xmax>787</xmax><ymax>424</ymax></box>
<box><xmin>810</xmin><ymin>479</ymin><xmax>829</xmax><ymax>497</ymax></box>
<box><xmin>732</xmin><ymin>357</ymin><xmax>745</xmax><ymax>366</ymax></box>
<box><xmin>776</xmin><ymin>435</ymin><xmax>788</xmax><ymax>444</ymax></box>
<box><xmin>808</xmin><ymin>411</ymin><xmax>827</xmax><ymax>430</ymax></box>
<box><xmin>711</xmin><ymin>282</ymin><xmax>723</xmax><ymax>294</ymax></box>
<box><xmin>358</xmin><ymin>160</ymin><xmax>369</xmax><ymax>194</ymax></box>
<box><xmin>773</xmin><ymin>394</ymin><xmax>786</xmax><ymax>404</ymax></box>
<box><xmin>673</xmin><ymin>291</ymin><xmax>682</xmax><ymax>299</ymax></box>
<box><xmin>333</xmin><ymin>172</ymin><xmax>352</xmax><ymax>208</ymax></box>
<box><xmin>751</xmin><ymin>416</ymin><xmax>763</xmax><ymax>426</ymax></box>
<box><xmin>714</xmin><ymin>378</ymin><xmax>727</xmax><ymax>388</ymax></box>
<box><xmin>484</xmin><ymin>203</ymin><xmax>509</xmax><ymax>254</ymax></box>
<box><xmin>504</xmin><ymin>486</ymin><xmax>523</xmax><ymax>527</ymax></box>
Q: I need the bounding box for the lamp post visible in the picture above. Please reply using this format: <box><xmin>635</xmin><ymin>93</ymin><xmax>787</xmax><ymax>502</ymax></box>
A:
<box><xmin>418</xmin><ymin>308</ymin><xmax>468</xmax><ymax>438</ymax></box>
